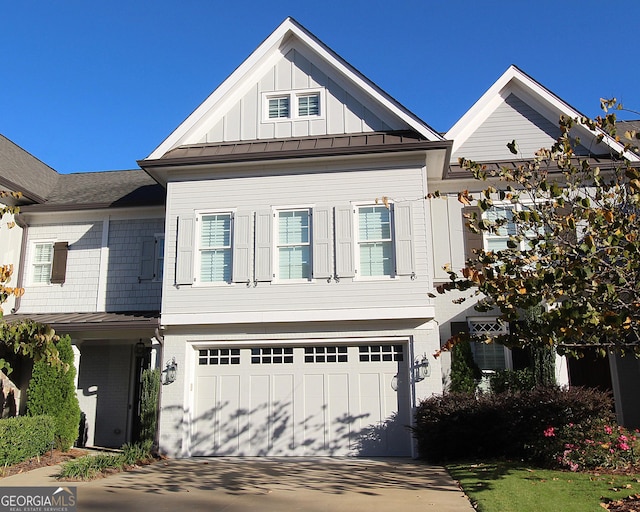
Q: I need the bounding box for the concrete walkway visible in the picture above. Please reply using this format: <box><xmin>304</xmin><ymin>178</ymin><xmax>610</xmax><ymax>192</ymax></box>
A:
<box><xmin>0</xmin><ymin>457</ymin><xmax>474</xmax><ymax>512</ymax></box>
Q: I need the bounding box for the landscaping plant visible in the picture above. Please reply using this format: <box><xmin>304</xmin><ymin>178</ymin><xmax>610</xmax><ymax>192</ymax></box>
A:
<box><xmin>139</xmin><ymin>367</ymin><xmax>160</xmax><ymax>444</ymax></box>
<box><xmin>26</xmin><ymin>335</ymin><xmax>81</xmax><ymax>451</ymax></box>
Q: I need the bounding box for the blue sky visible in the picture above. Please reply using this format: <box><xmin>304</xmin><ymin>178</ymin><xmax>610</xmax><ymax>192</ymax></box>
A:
<box><xmin>1</xmin><ymin>1</ymin><xmax>638</xmax><ymax>174</ymax></box>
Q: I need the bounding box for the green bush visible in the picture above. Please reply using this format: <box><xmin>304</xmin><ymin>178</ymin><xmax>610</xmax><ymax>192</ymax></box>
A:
<box><xmin>413</xmin><ymin>386</ymin><xmax>614</xmax><ymax>464</ymax></box>
<box><xmin>489</xmin><ymin>368</ymin><xmax>536</xmax><ymax>394</ymax></box>
<box><xmin>449</xmin><ymin>339</ymin><xmax>481</xmax><ymax>393</ymax></box>
<box><xmin>26</xmin><ymin>335</ymin><xmax>81</xmax><ymax>451</ymax></box>
<box><xmin>139</xmin><ymin>368</ymin><xmax>160</xmax><ymax>444</ymax></box>
<box><xmin>0</xmin><ymin>415</ymin><xmax>55</xmax><ymax>466</ymax></box>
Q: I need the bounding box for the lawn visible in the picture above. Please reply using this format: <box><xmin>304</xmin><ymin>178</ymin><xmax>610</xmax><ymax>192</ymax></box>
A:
<box><xmin>447</xmin><ymin>461</ymin><xmax>640</xmax><ymax>512</ymax></box>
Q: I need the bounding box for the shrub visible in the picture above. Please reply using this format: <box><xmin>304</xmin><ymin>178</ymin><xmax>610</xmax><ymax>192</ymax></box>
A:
<box><xmin>139</xmin><ymin>368</ymin><xmax>160</xmax><ymax>444</ymax></box>
<box><xmin>0</xmin><ymin>415</ymin><xmax>55</xmax><ymax>466</ymax></box>
<box><xmin>26</xmin><ymin>335</ymin><xmax>81</xmax><ymax>451</ymax></box>
<box><xmin>59</xmin><ymin>441</ymin><xmax>155</xmax><ymax>480</ymax></box>
<box><xmin>413</xmin><ymin>386</ymin><xmax>614</xmax><ymax>464</ymax></box>
<box><xmin>489</xmin><ymin>368</ymin><xmax>535</xmax><ymax>394</ymax></box>
<box><xmin>449</xmin><ymin>339</ymin><xmax>481</xmax><ymax>393</ymax></box>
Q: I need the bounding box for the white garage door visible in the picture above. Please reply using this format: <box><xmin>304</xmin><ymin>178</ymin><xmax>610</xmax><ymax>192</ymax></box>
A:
<box><xmin>192</xmin><ymin>343</ymin><xmax>411</xmax><ymax>456</ymax></box>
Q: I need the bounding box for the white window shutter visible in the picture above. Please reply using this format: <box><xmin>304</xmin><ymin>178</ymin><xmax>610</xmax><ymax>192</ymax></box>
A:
<box><xmin>176</xmin><ymin>215</ymin><xmax>195</xmax><ymax>285</ymax></box>
<box><xmin>394</xmin><ymin>202</ymin><xmax>415</xmax><ymax>276</ymax></box>
<box><xmin>232</xmin><ymin>212</ymin><xmax>252</xmax><ymax>283</ymax></box>
<box><xmin>312</xmin><ymin>207</ymin><xmax>332</xmax><ymax>279</ymax></box>
<box><xmin>334</xmin><ymin>205</ymin><xmax>355</xmax><ymax>278</ymax></box>
<box><xmin>254</xmin><ymin>210</ymin><xmax>273</xmax><ymax>282</ymax></box>
<box><xmin>139</xmin><ymin>239</ymin><xmax>155</xmax><ymax>281</ymax></box>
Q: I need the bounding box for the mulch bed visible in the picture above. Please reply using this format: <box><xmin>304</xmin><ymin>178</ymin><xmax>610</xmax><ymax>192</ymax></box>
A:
<box><xmin>0</xmin><ymin>448</ymin><xmax>88</xmax><ymax>478</ymax></box>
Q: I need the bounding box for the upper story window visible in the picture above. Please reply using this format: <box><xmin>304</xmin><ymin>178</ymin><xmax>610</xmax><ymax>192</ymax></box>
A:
<box><xmin>297</xmin><ymin>93</ymin><xmax>320</xmax><ymax>117</ymax></box>
<box><xmin>32</xmin><ymin>242</ymin><xmax>54</xmax><ymax>284</ymax></box>
<box><xmin>268</xmin><ymin>96</ymin><xmax>290</xmax><ymax>119</ymax></box>
<box><xmin>357</xmin><ymin>205</ymin><xmax>393</xmax><ymax>277</ymax></box>
<box><xmin>198</xmin><ymin>213</ymin><xmax>232</xmax><ymax>283</ymax></box>
<box><xmin>483</xmin><ymin>206</ymin><xmax>516</xmax><ymax>252</ymax></box>
<box><xmin>263</xmin><ymin>89</ymin><xmax>323</xmax><ymax>122</ymax></box>
<box><xmin>277</xmin><ymin>209</ymin><xmax>310</xmax><ymax>280</ymax></box>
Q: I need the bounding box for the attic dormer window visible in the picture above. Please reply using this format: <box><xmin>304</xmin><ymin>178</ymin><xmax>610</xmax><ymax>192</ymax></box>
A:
<box><xmin>263</xmin><ymin>89</ymin><xmax>323</xmax><ymax>122</ymax></box>
<box><xmin>268</xmin><ymin>96</ymin><xmax>290</xmax><ymax>119</ymax></box>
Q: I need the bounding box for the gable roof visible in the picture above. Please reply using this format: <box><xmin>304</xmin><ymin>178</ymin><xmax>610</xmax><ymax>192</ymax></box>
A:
<box><xmin>445</xmin><ymin>65</ymin><xmax>639</xmax><ymax>166</ymax></box>
<box><xmin>144</xmin><ymin>17</ymin><xmax>443</xmax><ymax>162</ymax></box>
<box><xmin>0</xmin><ymin>134</ymin><xmax>59</xmax><ymax>203</ymax></box>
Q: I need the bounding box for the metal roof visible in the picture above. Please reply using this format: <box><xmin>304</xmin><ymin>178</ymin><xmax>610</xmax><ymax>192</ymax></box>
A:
<box><xmin>3</xmin><ymin>311</ymin><xmax>159</xmax><ymax>332</ymax></box>
<box><xmin>140</xmin><ymin>131</ymin><xmax>451</xmax><ymax>168</ymax></box>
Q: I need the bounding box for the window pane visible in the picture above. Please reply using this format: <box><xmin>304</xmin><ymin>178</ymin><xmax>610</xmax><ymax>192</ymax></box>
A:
<box><xmin>359</xmin><ymin>241</ymin><xmax>393</xmax><ymax>276</ymax></box>
<box><xmin>200</xmin><ymin>249</ymin><xmax>231</xmax><ymax>282</ymax></box>
<box><xmin>33</xmin><ymin>264</ymin><xmax>51</xmax><ymax>283</ymax></box>
<box><xmin>279</xmin><ymin>210</ymin><xmax>309</xmax><ymax>244</ymax></box>
<box><xmin>485</xmin><ymin>207</ymin><xmax>516</xmax><ymax>237</ymax></box>
<box><xmin>34</xmin><ymin>243</ymin><xmax>53</xmax><ymax>263</ymax></box>
<box><xmin>268</xmin><ymin>97</ymin><xmax>289</xmax><ymax>118</ymax></box>
<box><xmin>201</xmin><ymin>214</ymin><xmax>231</xmax><ymax>248</ymax></box>
<box><xmin>359</xmin><ymin>207</ymin><xmax>391</xmax><ymax>241</ymax></box>
<box><xmin>473</xmin><ymin>342</ymin><xmax>507</xmax><ymax>371</ymax></box>
<box><xmin>298</xmin><ymin>94</ymin><xmax>319</xmax><ymax>116</ymax></box>
<box><xmin>279</xmin><ymin>246</ymin><xmax>310</xmax><ymax>279</ymax></box>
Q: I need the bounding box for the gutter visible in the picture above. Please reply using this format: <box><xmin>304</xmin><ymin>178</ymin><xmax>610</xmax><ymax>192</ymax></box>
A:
<box><xmin>11</xmin><ymin>214</ymin><xmax>28</xmax><ymax>313</ymax></box>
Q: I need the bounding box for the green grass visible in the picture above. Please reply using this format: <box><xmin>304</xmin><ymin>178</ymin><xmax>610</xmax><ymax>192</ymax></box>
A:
<box><xmin>447</xmin><ymin>461</ymin><xmax>640</xmax><ymax>512</ymax></box>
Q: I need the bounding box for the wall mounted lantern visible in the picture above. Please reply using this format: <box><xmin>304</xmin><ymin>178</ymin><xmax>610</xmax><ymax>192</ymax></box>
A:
<box><xmin>162</xmin><ymin>357</ymin><xmax>178</xmax><ymax>385</ymax></box>
<box><xmin>413</xmin><ymin>354</ymin><xmax>431</xmax><ymax>382</ymax></box>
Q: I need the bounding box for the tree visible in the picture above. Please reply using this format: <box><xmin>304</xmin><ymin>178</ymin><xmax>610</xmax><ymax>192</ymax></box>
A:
<box><xmin>435</xmin><ymin>100</ymin><xmax>640</xmax><ymax>357</ymax></box>
<box><xmin>26</xmin><ymin>335</ymin><xmax>80</xmax><ymax>450</ymax></box>
<box><xmin>0</xmin><ymin>190</ymin><xmax>61</xmax><ymax>372</ymax></box>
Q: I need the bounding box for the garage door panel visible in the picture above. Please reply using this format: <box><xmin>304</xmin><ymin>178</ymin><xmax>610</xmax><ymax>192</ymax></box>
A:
<box><xmin>327</xmin><ymin>373</ymin><xmax>351</xmax><ymax>454</ymax></box>
<box><xmin>302</xmin><ymin>373</ymin><xmax>326</xmax><ymax>454</ymax></box>
<box><xmin>271</xmin><ymin>374</ymin><xmax>295</xmax><ymax>455</ymax></box>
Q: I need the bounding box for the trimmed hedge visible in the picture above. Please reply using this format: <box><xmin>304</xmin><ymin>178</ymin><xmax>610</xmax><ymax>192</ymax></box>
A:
<box><xmin>413</xmin><ymin>386</ymin><xmax>614</xmax><ymax>464</ymax></box>
<box><xmin>26</xmin><ymin>335</ymin><xmax>81</xmax><ymax>451</ymax></box>
<box><xmin>0</xmin><ymin>415</ymin><xmax>55</xmax><ymax>466</ymax></box>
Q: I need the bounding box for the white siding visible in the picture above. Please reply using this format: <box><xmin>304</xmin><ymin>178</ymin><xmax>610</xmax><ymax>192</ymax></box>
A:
<box><xmin>162</xmin><ymin>162</ymin><xmax>431</xmax><ymax>318</ymax></box>
<box><xmin>203</xmin><ymin>48</ymin><xmax>398</xmax><ymax>144</ymax></box>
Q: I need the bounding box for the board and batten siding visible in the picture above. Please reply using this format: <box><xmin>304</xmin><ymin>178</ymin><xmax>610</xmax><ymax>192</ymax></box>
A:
<box><xmin>162</xmin><ymin>165</ymin><xmax>431</xmax><ymax>317</ymax></box>
<box><xmin>200</xmin><ymin>48</ymin><xmax>398</xmax><ymax>145</ymax></box>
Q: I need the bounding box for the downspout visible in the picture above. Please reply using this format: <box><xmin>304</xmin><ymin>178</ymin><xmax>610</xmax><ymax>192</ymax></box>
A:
<box><xmin>11</xmin><ymin>214</ymin><xmax>29</xmax><ymax>313</ymax></box>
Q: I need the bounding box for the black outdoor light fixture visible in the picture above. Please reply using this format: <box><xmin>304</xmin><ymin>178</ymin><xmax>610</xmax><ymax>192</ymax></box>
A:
<box><xmin>135</xmin><ymin>339</ymin><xmax>146</xmax><ymax>357</ymax></box>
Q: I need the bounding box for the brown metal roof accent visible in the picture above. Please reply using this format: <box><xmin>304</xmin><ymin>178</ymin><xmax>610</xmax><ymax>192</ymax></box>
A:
<box><xmin>139</xmin><ymin>131</ymin><xmax>452</xmax><ymax>168</ymax></box>
<box><xmin>3</xmin><ymin>311</ymin><xmax>159</xmax><ymax>332</ymax></box>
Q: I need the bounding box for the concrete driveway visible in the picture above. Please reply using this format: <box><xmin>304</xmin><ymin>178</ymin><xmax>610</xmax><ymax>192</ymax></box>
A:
<box><xmin>1</xmin><ymin>457</ymin><xmax>474</xmax><ymax>511</ymax></box>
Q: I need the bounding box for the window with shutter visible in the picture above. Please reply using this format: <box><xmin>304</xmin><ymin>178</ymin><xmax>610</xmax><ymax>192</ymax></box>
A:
<box><xmin>50</xmin><ymin>242</ymin><xmax>68</xmax><ymax>284</ymax></box>
<box><xmin>31</xmin><ymin>242</ymin><xmax>54</xmax><ymax>284</ymax></box>
<box><xmin>357</xmin><ymin>205</ymin><xmax>393</xmax><ymax>277</ymax></box>
<box><xmin>276</xmin><ymin>209</ymin><xmax>310</xmax><ymax>280</ymax></box>
<box><xmin>198</xmin><ymin>213</ymin><xmax>232</xmax><ymax>283</ymax></box>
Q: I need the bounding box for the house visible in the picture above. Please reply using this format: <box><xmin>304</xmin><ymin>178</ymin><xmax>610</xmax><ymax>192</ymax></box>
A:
<box><xmin>431</xmin><ymin>65</ymin><xmax>640</xmax><ymax>426</ymax></box>
<box><xmin>1</xmin><ymin>19</ymin><xmax>637</xmax><ymax>455</ymax></box>
<box><xmin>1</xmin><ymin>141</ymin><xmax>165</xmax><ymax>445</ymax></box>
<box><xmin>138</xmin><ymin>17</ymin><xmax>450</xmax><ymax>457</ymax></box>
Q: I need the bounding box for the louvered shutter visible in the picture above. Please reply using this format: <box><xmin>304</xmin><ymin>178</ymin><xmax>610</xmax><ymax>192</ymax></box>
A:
<box><xmin>254</xmin><ymin>210</ymin><xmax>273</xmax><ymax>282</ymax></box>
<box><xmin>312</xmin><ymin>207</ymin><xmax>332</xmax><ymax>279</ymax></box>
<box><xmin>176</xmin><ymin>215</ymin><xmax>195</xmax><ymax>285</ymax></box>
<box><xmin>50</xmin><ymin>242</ymin><xmax>68</xmax><ymax>284</ymax></box>
<box><xmin>232</xmin><ymin>212</ymin><xmax>252</xmax><ymax>283</ymax></box>
<box><xmin>462</xmin><ymin>206</ymin><xmax>483</xmax><ymax>264</ymax></box>
<box><xmin>334</xmin><ymin>205</ymin><xmax>355</xmax><ymax>278</ymax></box>
<box><xmin>394</xmin><ymin>202</ymin><xmax>415</xmax><ymax>276</ymax></box>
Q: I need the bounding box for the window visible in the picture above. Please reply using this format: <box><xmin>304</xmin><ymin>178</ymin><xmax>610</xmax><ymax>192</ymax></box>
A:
<box><xmin>268</xmin><ymin>96</ymin><xmax>289</xmax><ymax>119</ymax></box>
<box><xmin>304</xmin><ymin>346</ymin><xmax>348</xmax><ymax>363</ymax></box>
<box><xmin>277</xmin><ymin>209</ymin><xmax>310</xmax><ymax>280</ymax></box>
<box><xmin>263</xmin><ymin>89</ymin><xmax>323</xmax><ymax>121</ymax></box>
<box><xmin>251</xmin><ymin>347</ymin><xmax>294</xmax><ymax>364</ymax></box>
<box><xmin>483</xmin><ymin>206</ymin><xmax>517</xmax><ymax>252</ymax></box>
<box><xmin>198</xmin><ymin>348</ymin><xmax>240</xmax><ymax>365</ymax></box>
<box><xmin>32</xmin><ymin>242</ymin><xmax>54</xmax><ymax>284</ymax></box>
<box><xmin>298</xmin><ymin>94</ymin><xmax>319</xmax><ymax>116</ymax></box>
<box><xmin>468</xmin><ymin>319</ymin><xmax>511</xmax><ymax>372</ymax></box>
<box><xmin>154</xmin><ymin>235</ymin><xmax>165</xmax><ymax>281</ymax></box>
<box><xmin>357</xmin><ymin>205</ymin><xmax>393</xmax><ymax>277</ymax></box>
<box><xmin>199</xmin><ymin>213</ymin><xmax>232</xmax><ymax>283</ymax></box>
<box><xmin>358</xmin><ymin>345</ymin><xmax>404</xmax><ymax>362</ymax></box>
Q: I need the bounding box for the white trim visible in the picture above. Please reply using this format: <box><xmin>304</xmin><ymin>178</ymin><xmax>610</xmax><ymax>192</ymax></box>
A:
<box><xmin>162</xmin><ymin>305</ymin><xmax>434</xmax><ymax>326</ymax></box>
<box><xmin>28</xmin><ymin>239</ymin><xmax>55</xmax><ymax>286</ymax></box>
<box><xmin>96</xmin><ymin>217</ymin><xmax>110</xmax><ymax>311</ymax></box>
<box><xmin>445</xmin><ymin>65</ymin><xmax>639</xmax><ymax>162</ymax></box>
<box><xmin>146</xmin><ymin>18</ymin><xmax>443</xmax><ymax>160</ymax></box>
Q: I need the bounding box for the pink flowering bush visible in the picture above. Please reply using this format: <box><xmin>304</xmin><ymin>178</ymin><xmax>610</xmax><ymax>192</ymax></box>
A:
<box><xmin>546</xmin><ymin>419</ymin><xmax>639</xmax><ymax>471</ymax></box>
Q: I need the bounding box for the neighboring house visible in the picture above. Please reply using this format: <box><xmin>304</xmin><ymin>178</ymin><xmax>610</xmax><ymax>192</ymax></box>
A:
<box><xmin>0</xmin><ymin>148</ymin><xmax>165</xmax><ymax>446</ymax></box>
<box><xmin>138</xmin><ymin>17</ymin><xmax>450</xmax><ymax>457</ymax></box>
<box><xmin>432</xmin><ymin>65</ymin><xmax>640</xmax><ymax>426</ymax></box>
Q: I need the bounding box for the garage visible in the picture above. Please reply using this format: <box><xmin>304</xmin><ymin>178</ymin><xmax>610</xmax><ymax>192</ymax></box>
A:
<box><xmin>191</xmin><ymin>342</ymin><xmax>412</xmax><ymax>456</ymax></box>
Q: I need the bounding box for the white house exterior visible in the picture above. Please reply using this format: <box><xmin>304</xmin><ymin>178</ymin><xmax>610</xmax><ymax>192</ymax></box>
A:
<box><xmin>1</xmin><ymin>20</ymin><xmax>638</xmax><ymax>454</ymax></box>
